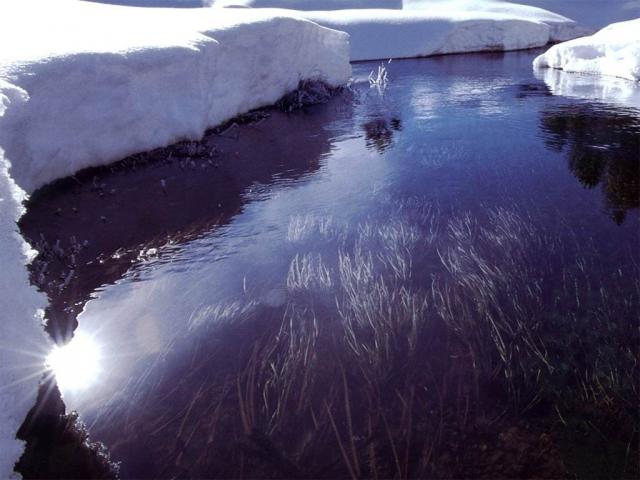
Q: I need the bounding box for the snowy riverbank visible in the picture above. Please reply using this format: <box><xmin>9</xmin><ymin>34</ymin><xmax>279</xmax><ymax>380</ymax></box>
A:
<box><xmin>534</xmin><ymin>19</ymin><xmax>640</xmax><ymax>83</ymax></box>
<box><xmin>209</xmin><ymin>0</ymin><xmax>590</xmax><ymax>61</ymax></box>
<box><xmin>86</xmin><ymin>0</ymin><xmax>590</xmax><ymax>61</ymax></box>
<box><xmin>303</xmin><ymin>6</ymin><xmax>586</xmax><ymax>61</ymax></box>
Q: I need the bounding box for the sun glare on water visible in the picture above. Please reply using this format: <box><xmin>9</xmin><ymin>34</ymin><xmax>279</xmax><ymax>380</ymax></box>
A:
<box><xmin>46</xmin><ymin>332</ymin><xmax>102</xmax><ymax>393</ymax></box>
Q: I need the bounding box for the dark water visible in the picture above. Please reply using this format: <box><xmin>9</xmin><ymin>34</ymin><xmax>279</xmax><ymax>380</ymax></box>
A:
<box><xmin>21</xmin><ymin>50</ymin><xmax>640</xmax><ymax>478</ymax></box>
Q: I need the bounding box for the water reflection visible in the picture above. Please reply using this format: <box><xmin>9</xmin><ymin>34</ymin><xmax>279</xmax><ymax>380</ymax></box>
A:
<box><xmin>515</xmin><ymin>82</ymin><xmax>552</xmax><ymax>99</ymax></box>
<box><xmin>46</xmin><ymin>332</ymin><xmax>101</xmax><ymax>392</ymax></box>
<box><xmin>362</xmin><ymin>116</ymin><xmax>402</xmax><ymax>152</ymax></box>
<box><xmin>534</xmin><ymin>67</ymin><xmax>640</xmax><ymax>109</ymax></box>
<box><xmin>20</xmin><ymin>101</ymin><xmax>352</xmax><ymax>344</ymax></box>
<box><xmin>540</xmin><ymin>104</ymin><xmax>640</xmax><ymax>223</ymax></box>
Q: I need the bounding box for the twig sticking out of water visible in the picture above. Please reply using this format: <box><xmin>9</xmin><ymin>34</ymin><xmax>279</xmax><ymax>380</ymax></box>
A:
<box><xmin>369</xmin><ymin>60</ymin><xmax>391</xmax><ymax>88</ymax></box>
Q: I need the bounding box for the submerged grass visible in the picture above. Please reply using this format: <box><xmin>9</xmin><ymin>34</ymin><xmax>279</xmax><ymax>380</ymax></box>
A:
<box><xmin>67</xmin><ymin>199</ymin><xmax>638</xmax><ymax>478</ymax></box>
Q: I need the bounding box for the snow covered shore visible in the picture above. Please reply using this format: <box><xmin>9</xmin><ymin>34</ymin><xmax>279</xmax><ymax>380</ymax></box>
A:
<box><xmin>212</xmin><ymin>0</ymin><xmax>403</xmax><ymax>8</ymax></box>
<box><xmin>494</xmin><ymin>0</ymin><xmax>640</xmax><ymax>29</ymax></box>
<box><xmin>0</xmin><ymin>1</ymin><xmax>350</xmax><ymax>476</ymax></box>
<box><xmin>534</xmin><ymin>19</ymin><xmax>640</xmax><ymax>82</ymax></box>
<box><xmin>304</xmin><ymin>6</ymin><xmax>586</xmax><ymax>61</ymax></box>
<box><xmin>209</xmin><ymin>0</ymin><xmax>589</xmax><ymax>61</ymax></box>
<box><xmin>0</xmin><ymin>2</ymin><xmax>350</xmax><ymax>193</ymax></box>
<box><xmin>0</xmin><ymin>163</ymin><xmax>50</xmax><ymax>479</ymax></box>
<box><xmin>88</xmin><ymin>0</ymin><xmax>590</xmax><ymax>61</ymax></box>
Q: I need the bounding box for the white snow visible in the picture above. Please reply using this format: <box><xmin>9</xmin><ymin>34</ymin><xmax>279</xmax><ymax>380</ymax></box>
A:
<box><xmin>0</xmin><ymin>152</ymin><xmax>50</xmax><ymax>480</ymax></box>
<box><xmin>0</xmin><ymin>1</ymin><xmax>350</xmax><ymax>476</ymax></box>
<box><xmin>0</xmin><ymin>1</ymin><xmax>350</xmax><ymax>193</ymax></box>
<box><xmin>86</xmin><ymin>0</ymin><xmax>403</xmax><ymax>7</ymax></box>
<box><xmin>87</xmin><ymin>0</ymin><xmax>590</xmax><ymax>61</ymax></box>
<box><xmin>303</xmin><ymin>6</ymin><xmax>586</xmax><ymax>61</ymax></box>
<box><xmin>533</xmin><ymin>19</ymin><xmax>640</xmax><ymax>82</ymax></box>
<box><xmin>494</xmin><ymin>0</ymin><xmax>640</xmax><ymax>29</ymax></box>
<box><xmin>211</xmin><ymin>0</ymin><xmax>403</xmax><ymax>8</ymax></box>
<box><xmin>206</xmin><ymin>0</ymin><xmax>589</xmax><ymax>61</ymax></box>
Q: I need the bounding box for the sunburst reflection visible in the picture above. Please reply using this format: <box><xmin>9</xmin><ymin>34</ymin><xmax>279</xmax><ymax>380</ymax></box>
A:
<box><xmin>45</xmin><ymin>332</ymin><xmax>102</xmax><ymax>393</ymax></box>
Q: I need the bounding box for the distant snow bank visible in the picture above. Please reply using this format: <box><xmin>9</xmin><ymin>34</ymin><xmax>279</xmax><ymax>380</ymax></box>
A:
<box><xmin>85</xmin><ymin>0</ymin><xmax>403</xmax><ymax>7</ymax></box>
<box><xmin>533</xmin><ymin>19</ymin><xmax>640</xmax><ymax>82</ymax></box>
<box><xmin>303</xmin><ymin>5</ymin><xmax>587</xmax><ymax>61</ymax></box>
<box><xmin>0</xmin><ymin>1</ymin><xmax>350</xmax><ymax>477</ymax></box>
<box><xmin>493</xmin><ymin>0</ymin><xmax>640</xmax><ymax>29</ymax></box>
<box><xmin>207</xmin><ymin>0</ymin><xmax>590</xmax><ymax>61</ymax></box>
<box><xmin>212</xmin><ymin>0</ymin><xmax>403</xmax><ymax>8</ymax></box>
<box><xmin>84</xmin><ymin>0</ymin><xmax>590</xmax><ymax>61</ymax></box>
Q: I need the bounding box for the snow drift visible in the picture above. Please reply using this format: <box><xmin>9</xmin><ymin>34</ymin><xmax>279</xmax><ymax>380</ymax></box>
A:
<box><xmin>303</xmin><ymin>5</ymin><xmax>587</xmax><ymax>61</ymax></box>
<box><xmin>0</xmin><ymin>2</ymin><xmax>350</xmax><ymax>193</ymax></box>
<box><xmin>0</xmin><ymin>156</ymin><xmax>50</xmax><ymax>479</ymax></box>
<box><xmin>209</xmin><ymin>0</ymin><xmax>590</xmax><ymax>61</ymax></box>
<box><xmin>88</xmin><ymin>0</ymin><xmax>591</xmax><ymax>62</ymax></box>
<box><xmin>0</xmin><ymin>1</ymin><xmax>350</xmax><ymax>477</ymax></box>
<box><xmin>534</xmin><ymin>19</ymin><xmax>640</xmax><ymax>82</ymax></box>
<box><xmin>493</xmin><ymin>0</ymin><xmax>640</xmax><ymax>29</ymax></box>
<box><xmin>212</xmin><ymin>0</ymin><xmax>403</xmax><ymax>8</ymax></box>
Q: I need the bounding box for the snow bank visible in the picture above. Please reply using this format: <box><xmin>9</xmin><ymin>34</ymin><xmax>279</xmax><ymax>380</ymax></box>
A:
<box><xmin>533</xmin><ymin>19</ymin><xmax>640</xmax><ymax>82</ymax></box>
<box><xmin>404</xmin><ymin>0</ymin><xmax>592</xmax><ymax>40</ymax></box>
<box><xmin>212</xmin><ymin>0</ymin><xmax>402</xmax><ymax>8</ymax></box>
<box><xmin>0</xmin><ymin>151</ymin><xmax>50</xmax><ymax>479</ymax></box>
<box><xmin>86</xmin><ymin>0</ymin><xmax>402</xmax><ymax>7</ymax></box>
<box><xmin>0</xmin><ymin>0</ymin><xmax>350</xmax><ymax>193</ymax></box>
<box><xmin>494</xmin><ymin>0</ymin><xmax>640</xmax><ymax>29</ymax></box>
<box><xmin>0</xmin><ymin>1</ymin><xmax>349</xmax><ymax>476</ymax></box>
<box><xmin>87</xmin><ymin>0</ymin><xmax>588</xmax><ymax>61</ymax></box>
<box><xmin>303</xmin><ymin>3</ymin><xmax>588</xmax><ymax>61</ymax></box>
<box><xmin>83</xmin><ymin>0</ymin><xmax>209</xmax><ymax>6</ymax></box>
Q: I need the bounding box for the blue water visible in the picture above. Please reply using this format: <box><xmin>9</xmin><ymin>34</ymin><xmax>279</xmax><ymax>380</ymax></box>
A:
<box><xmin>22</xmin><ymin>49</ymin><xmax>639</xmax><ymax>478</ymax></box>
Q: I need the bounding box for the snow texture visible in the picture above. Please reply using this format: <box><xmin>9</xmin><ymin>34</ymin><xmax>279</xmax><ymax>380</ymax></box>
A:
<box><xmin>208</xmin><ymin>0</ymin><xmax>590</xmax><ymax>61</ymax></box>
<box><xmin>0</xmin><ymin>2</ymin><xmax>350</xmax><ymax>193</ymax></box>
<box><xmin>533</xmin><ymin>19</ymin><xmax>640</xmax><ymax>82</ymax></box>
<box><xmin>0</xmin><ymin>1</ymin><xmax>350</xmax><ymax>477</ymax></box>
<box><xmin>304</xmin><ymin>4</ymin><xmax>587</xmax><ymax>61</ymax></box>
<box><xmin>212</xmin><ymin>0</ymin><xmax>403</xmax><ymax>8</ymax></box>
<box><xmin>495</xmin><ymin>0</ymin><xmax>640</xmax><ymax>29</ymax></box>
<box><xmin>86</xmin><ymin>0</ymin><xmax>402</xmax><ymax>7</ymax></box>
<box><xmin>0</xmin><ymin>151</ymin><xmax>50</xmax><ymax>479</ymax></box>
<box><xmin>88</xmin><ymin>0</ymin><xmax>591</xmax><ymax>62</ymax></box>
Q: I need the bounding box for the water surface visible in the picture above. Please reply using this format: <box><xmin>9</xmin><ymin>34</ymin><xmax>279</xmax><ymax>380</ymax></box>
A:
<box><xmin>22</xmin><ymin>50</ymin><xmax>639</xmax><ymax>478</ymax></box>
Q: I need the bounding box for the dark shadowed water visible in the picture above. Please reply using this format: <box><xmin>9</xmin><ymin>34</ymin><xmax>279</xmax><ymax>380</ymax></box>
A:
<box><xmin>20</xmin><ymin>50</ymin><xmax>639</xmax><ymax>479</ymax></box>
